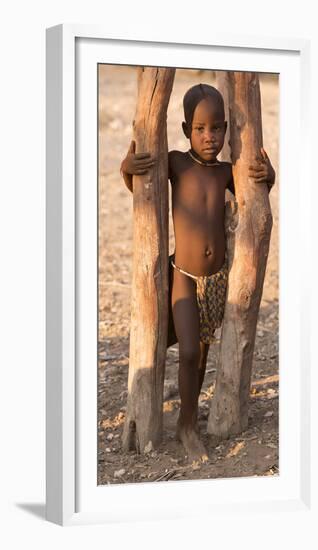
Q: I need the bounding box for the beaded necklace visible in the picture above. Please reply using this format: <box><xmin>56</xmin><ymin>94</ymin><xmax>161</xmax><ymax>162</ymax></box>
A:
<box><xmin>188</xmin><ymin>149</ymin><xmax>221</xmax><ymax>167</ymax></box>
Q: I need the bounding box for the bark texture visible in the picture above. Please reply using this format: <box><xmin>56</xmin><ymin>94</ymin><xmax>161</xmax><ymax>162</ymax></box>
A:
<box><xmin>207</xmin><ymin>72</ymin><xmax>273</xmax><ymax>439</ymax></box>
<box><xmin>215</xmin><ymin>71</ymin><xmax>231</xmax><ymax>163</ymax></box>
<box><xmin>122</xmin><ymin>67</ymin><xmax>176</xmax><ymax>453</ymax></box>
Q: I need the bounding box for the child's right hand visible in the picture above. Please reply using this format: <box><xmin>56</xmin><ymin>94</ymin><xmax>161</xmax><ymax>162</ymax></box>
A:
<box><xmin>121</xmin><ymin>140</ymin><xmax>157</xmax><ymax>176</ymax></box>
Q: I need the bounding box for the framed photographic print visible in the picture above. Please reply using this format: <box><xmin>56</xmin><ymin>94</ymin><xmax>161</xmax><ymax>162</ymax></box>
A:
<box><xmin>46</xmin><ymin>25</ymin><xmax>312</xmax><ymax>527</ymax></box>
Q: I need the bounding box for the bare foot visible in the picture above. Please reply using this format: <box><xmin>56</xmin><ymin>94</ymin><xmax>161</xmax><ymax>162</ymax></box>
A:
<box><xmin>176</xmin><ymin>420</ymin><xmax>209</xmax><ymax>463</ymax></box>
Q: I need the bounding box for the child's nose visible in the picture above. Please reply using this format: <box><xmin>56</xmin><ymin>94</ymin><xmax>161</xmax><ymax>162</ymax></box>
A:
<box><xmin>204</xmin><ymin>130</ymin><xmax>215</xmax><ymax>141</ymax></box>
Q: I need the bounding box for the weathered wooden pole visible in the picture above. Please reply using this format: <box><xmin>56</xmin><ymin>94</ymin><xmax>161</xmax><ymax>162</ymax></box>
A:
<box><xmin>208</xmin><ymin>72</ymin><xmax>273</xmax><ymax>439</ymax></box>
<box><xmin>215</xmin><ymin>71</ymin><xmax>231</xmax><ymax>163</ymax></box>
<box><xmin>122</xmin><ymin>67</ymin><xmax>176</xmax><ymax>453</ymax></box>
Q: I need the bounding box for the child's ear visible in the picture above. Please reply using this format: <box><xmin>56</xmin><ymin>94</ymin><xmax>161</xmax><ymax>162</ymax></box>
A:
<box><xmin>182</xmin><ymin>121</ymin><xmax>191</xmax><ymax>139</ymax></box>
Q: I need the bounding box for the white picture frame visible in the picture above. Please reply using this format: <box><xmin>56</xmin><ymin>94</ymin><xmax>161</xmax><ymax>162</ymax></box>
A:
<box><xmin>46</xmin><ymin>24</ymin><xmax>312</xmax><ymax>527</ymax></box>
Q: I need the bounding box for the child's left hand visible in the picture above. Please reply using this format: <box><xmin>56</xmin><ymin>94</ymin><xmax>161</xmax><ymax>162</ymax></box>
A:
<box><xmin>248</xmin><ymin>148</ymin><xmax>275</xmax><ymax>188</ymax></box>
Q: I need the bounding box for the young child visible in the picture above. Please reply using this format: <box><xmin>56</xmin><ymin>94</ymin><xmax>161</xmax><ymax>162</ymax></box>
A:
<box><xmin>120</xmin><ymin>82</ymin><xmax>275</xmax><ymax>462</ymax></box>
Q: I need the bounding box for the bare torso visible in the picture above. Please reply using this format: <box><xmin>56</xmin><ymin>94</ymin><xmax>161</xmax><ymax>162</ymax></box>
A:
<box><xmin>169</xmin><ymin>150</ymin><xmax>233</xmax><ymax>276</ymax></box>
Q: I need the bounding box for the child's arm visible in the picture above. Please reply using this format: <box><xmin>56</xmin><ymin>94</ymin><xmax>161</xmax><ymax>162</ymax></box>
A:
<box><xmin>227</xmin><ymin>148</ymin><xmax>276</xmax><ymax>196</ymax></box>
<box><xmin>120</xmin><ymin>140</ymin><xmax>157</xmax><ymax>193</ymax></box>
<box><xmin>168</xmin><ymin>150</ymin><xmax>177</xmax><ymax>184</ymax></box>
<box><xmin>226</xmin><ymin>167</ymin><xmax>235</xmax><ymax>196</ymax></box>
<box><xmin>248</xmin><ymin>148</ymin><xmax>275</xmax><ymax>193</ymax></box>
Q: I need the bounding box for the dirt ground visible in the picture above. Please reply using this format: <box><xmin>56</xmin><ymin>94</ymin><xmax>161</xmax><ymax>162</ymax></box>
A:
<box><xmin>97</xmin><ymin>65</ymin><xmax>279</xmax><ymax>485</ymax></box>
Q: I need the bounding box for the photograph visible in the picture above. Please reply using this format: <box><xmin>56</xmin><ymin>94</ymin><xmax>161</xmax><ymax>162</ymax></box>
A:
<box><xmin>97</xmin><ymin>64</ymin><xmax>279</xmax><ymax>485</ymax></box>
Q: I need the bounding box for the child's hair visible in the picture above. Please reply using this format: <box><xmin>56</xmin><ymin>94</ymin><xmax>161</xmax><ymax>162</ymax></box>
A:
<box><xmin>183</xmin><ymin>83</ymin><xmax>225</xmax><ymax>127</ymax></box>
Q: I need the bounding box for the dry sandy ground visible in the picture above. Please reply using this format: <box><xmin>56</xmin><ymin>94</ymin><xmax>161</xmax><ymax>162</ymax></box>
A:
<box><xmin>98</xmin><ymin>66</ymin><xmax>279</xmax><ymax>485</ymax></box>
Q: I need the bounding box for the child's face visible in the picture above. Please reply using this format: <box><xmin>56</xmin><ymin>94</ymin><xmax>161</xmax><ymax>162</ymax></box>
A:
<box><xmin>185</xmin><ymin>98</ymin><xmax>227</xmax><ymax>162</ymax></box>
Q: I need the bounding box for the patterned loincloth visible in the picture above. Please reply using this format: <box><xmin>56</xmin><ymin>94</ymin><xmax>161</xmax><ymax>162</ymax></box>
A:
<box><xmin>170</xmin><ymin>252</ymin><xmax>229</xmax><ymax>344</ymax></box>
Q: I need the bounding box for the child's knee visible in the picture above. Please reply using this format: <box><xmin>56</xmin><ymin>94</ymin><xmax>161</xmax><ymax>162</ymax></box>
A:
<box><xmin>179</xmin><ymin>346</ymin><xmax>201</xmax><ymax>367</ymax></box>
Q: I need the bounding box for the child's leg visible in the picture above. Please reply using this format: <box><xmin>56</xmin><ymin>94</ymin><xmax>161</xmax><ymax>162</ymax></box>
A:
<box><xmin>171</xmin><ymin>268</ymin><xmax>208</xmax><ymax>462</ymax></box>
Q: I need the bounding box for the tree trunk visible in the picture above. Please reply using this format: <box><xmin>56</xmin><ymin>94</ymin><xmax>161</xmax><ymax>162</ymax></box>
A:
<box><xmin>122</xmin><ymin>67</ymin><xmax>176</xmax><ymax>453</ymax></box>
<box><xmin>215</xmin><ymin>71</ymin><xmax>231</xmax><ymax>163</ymax></box>
<box><xmin>207</xmin><ymin>72</ymin><xmax>273</xmax><ymax>440</ymax></box>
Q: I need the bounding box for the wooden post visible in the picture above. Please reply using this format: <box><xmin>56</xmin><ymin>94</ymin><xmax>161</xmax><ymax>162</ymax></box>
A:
<box><xmin>215</xmin><ymin>71</ymin><xmax>231</xmax><ymax>163</ymax></box>
<box><xmin>207</xmin><ymin>72</ymin><xmax>273</xmax><ymax>440</ymax></box>
<box><xmin>122</xmin><ymin>67</ymin><xmax>176</xmax><ymax>453</ymax></box>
